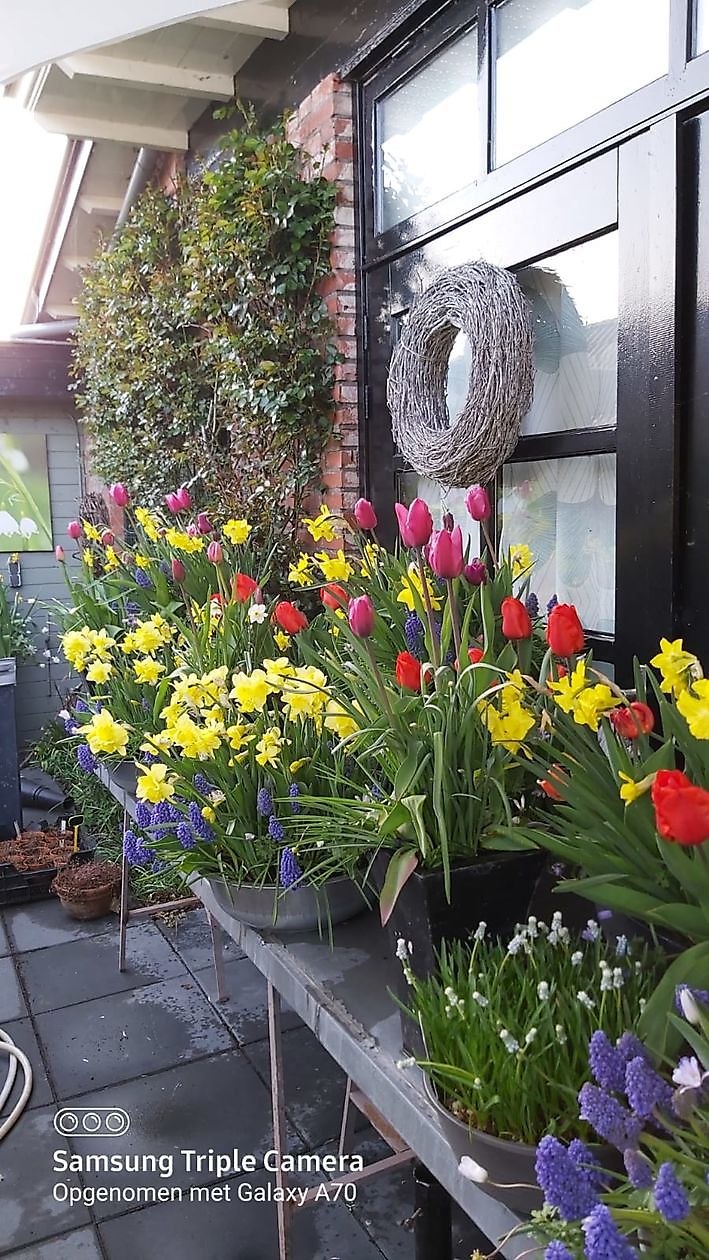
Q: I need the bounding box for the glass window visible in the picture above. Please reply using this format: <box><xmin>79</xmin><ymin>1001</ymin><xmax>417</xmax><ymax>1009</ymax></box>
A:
<box><xmin>494</xmin><ymin>0</ymin><xmax>670</xmax><ymax>167</ymax></box>
<box><xmin>398</xmin><ymin>471</ymin><xmax>480</xmax><ymax>554</ymax></box>
<box><xmin>517</xmin><ymin>233</ymin><xmax>618</xmax><ymax>436</ymax></box>
<box><xmin>500</xmin><ymin>453</ymin><xmax>616</xmax><ymax>633</ymax></box>
<box><xmin>376</xmin><ymin>26</ymin><xmax>479</xmax><ymax>232</ymax></box>
<box><xmin>696</xmin><ymin>0</ymin><xmax>709</xmax><ymax>54</ymax></box>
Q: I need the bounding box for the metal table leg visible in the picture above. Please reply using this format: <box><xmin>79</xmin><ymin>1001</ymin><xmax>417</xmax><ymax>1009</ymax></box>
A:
<box><xmin>413</xmin><ymin>1162</ymin><xmax>452</xmax><ymax>1260</ymax></box>
<box><xmin>118</xmin><ymin>808</ymin><xmax>130</xmax><ymax>972</ymax></box>
<box><xmin>207</xmin><ymin>910</ymin><xmax>228</xmax><ymax>1002</ymax></box>
<box><xmin>267</xmin><ymin>982</ymin><xmax>291</xmax><ymax>1260</ymax></box>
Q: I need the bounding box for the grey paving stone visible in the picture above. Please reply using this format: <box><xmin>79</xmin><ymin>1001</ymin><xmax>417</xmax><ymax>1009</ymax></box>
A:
<box><xmin>0</xmin><ymin>914</ymin><xmax>11</xmax><ymax>956</ymax></box>
<box><xmin>17</xmin><ymin>920</ymin><xmax>187</xmax><ymax>1014</ymax></box>
<box><xmin>247</xmin><ymin>1026</ymin><xmax>349</xmax><ymax>1149</ymax></box>
<box><xmin>1</xmin><ymin>1018</ymin><xmax>53</xmax><ymax>1110</ymax></box>
<box><xmin>157</xmin><ymin>907</ymin><xmax>244</xmax><ymax>970</ymax></box>
<box><xmin>0</xmin><ymin>1106</ymin><xmax>91</xmax><ymax>1253</ymax></box>
<box><xmin>2</xmin><ymin>1226</ymin><xmax>103</xmax><ymax>1259</ymax></box>
<box><xmin>194</xmin><ymin>957</ymin><xmax>303</xmax><ymax>1045</ymax></box>
<box><xmin>98</xmin><ymin>1168</ymin><xmax>388</xmax><ymax>1260</ymax></box>
<box><xmin>5</xmin><ymin>900</ymin><xmax>117</xmax><ymax>953</ymax></box>
<box><xmin>35</xmin><ymin>975</ymin><xmax>234</xmax><ymax>1098</ymax></box>
<box><xmin>0</xmin><ymin>955</ymin><xmax>27</xmax><ymax>1021</ymax></box>
<box><xmin>63</xmin><ymin>1050</ymin><xmax>303</xmax><ymax>1219</ymax></box>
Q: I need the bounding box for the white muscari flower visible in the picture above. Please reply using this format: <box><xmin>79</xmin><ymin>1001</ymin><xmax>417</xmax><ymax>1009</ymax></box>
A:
<box><xmin>525</xmin><ymin>1027</ymin><xmax>538</xmax><ymax>1046</ymax></box>
<box><xmin>612</xmin><ymin>967</ymin><xmax>624</xmax><ymax>989</ymax></box>
<box><xmin>247</xmin><ymin>603</ymin><xmax>267</xmax><ymax>624</ymax></box>
<box><xmin>577</xmin><ymin>990</ymin><xmax>595</xmax><ymax>1010</ymax></box>
<box><xmin>459</xmin><ymin>1155</ymin><xmax>488</xmax><ymax>1184</ymax></box>
<box><xmin>526</xmin><ymin>916</ymin><xmax>538</xmax><ymax>938</ymax></box>
<box><xmin>472</xmin><ymin>990</ymin><xmax>489</xmax><ymax>1008</ymax></box>
<box><xmin>537</xmin><ymin>981</ymin><xmax>549</xmax><ymax>1001</ymax></box>
<box><xmin>396</xmin><ymin>1056</ymin><xmax>416</xmax><ymax>1070</ymax></box>
<box><xmin>507</xmin><ymin>933</ymin><xmax>526</xmax><ymax>955</ymax></box>
<box><xmin>600</xmin><ymin>968</ymin><xmax>613</xmax><ymax>992</ymax></box>
<box><xmin>499</xmin><ymin>1028</ymin><xmax>520</xmax><ymax>1054</ymax></box>
<box><xmin>396</xmin><ymin>938</ymin><xmax>411</xmax><ymax>961</ymax></box>
<box><xmin>555</xmin><ymin>1024</ymin><xmax>567</xmax><ymax>1044</ymax></box>
<box><xmin>571</xmin><ymin>951</ymin><xmax>583</xmax><ymax>967</ymax></box>
<box><xmin>473</xmin><ymin>1077</ymin><xmax>483</xmax><ymax>1089</ymax></box>
<box><xmin>473</xmin><ymin>921</ymin><xmax>486</xmax><ymax>941</ymax></box>
<box><xmin>615</xmin><ymin>934</ymin><xmax>629</xmax><ymax>957</ymax></box>
<box><xmin>639</xmin><ymin>997</ymin><xmax>647</xmax><ymax>1013</ymax></box>
<box><xmin>584</xmin><ymin>919</ymin><xmax>600</xmax><ymax>941</ymax></box>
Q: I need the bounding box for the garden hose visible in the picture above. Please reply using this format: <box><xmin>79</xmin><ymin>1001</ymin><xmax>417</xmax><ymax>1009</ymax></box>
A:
<box><xmin>0</xmin><ymin>1028</ymin><xmax>33</xmax><ymax>1140</ymax></box>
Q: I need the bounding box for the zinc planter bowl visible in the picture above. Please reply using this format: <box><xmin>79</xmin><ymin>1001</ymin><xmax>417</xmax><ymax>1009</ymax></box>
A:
<box><xmin>204</xmin><ymin>874</ymin><xmax>368</xmax><ymax>935</ymax></box>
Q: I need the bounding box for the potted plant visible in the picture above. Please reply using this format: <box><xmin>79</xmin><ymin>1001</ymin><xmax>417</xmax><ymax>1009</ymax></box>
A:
<box><xmin>0</xmin><ymin>575</ymin><xmax>37</xmax><ymax>839</ymax></box>
<box><xmin>399</xmin><ymin>914</ymin><xmax>657</xmax><ymax>1214</ymax></box>
<box><xmin>51</xmin><ymin>858</ymin><xmax>121</xmax><ymax>920</ymax></box>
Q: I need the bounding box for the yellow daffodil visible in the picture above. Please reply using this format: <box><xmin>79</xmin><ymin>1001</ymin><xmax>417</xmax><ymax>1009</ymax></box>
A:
<box><xmin>255</xmin><ymin>726</ymin><xmax>286</xmax><ymax>768</ymax></box>
<box><xmin>104</xmin><ymin>546</ymin><xmax>120</xmax><ymax>572</ymax></box>
<box><xmin>302</xmin><ymin>505</ymin><xmax>338</xmax><ymax>542</ymax></box>
<box><xmin>133</xmin><ymin>657</ymin><xmax>165</xmax><ymax>685</ymax></box>
<box><xmin>84</xmin><ymin>710</ymin><xmax>129</xmax><ymax>757</ymax></box>
<box><xmin>222</xmin><ymin>518</ymin><xmax>251</xmax><ymax>545</ymax></box>
<box><xmin>170</xmin><ymin>714</ymin><xmax>222</xmax><ymax>759</ymax></box>
<box><xmin>571</xmin><ymin>684</ymin><xmax>620</xmax><ymax>731</ymax></box>
<box><xmin>650</xmin><ymin>638</ymin><xmax>700</xmax><ymax>697</ymax></box>
<box><xmin>262</xmin><ymin>657</ymin><xmax>295</xmax><ymax>688</ymax></box>
<box><xmin>288</xmin><ymin>554</ymin><xmax>313</xmax><ymax>587</ymax></box>
<box><xmin>509</xmin><ymin>543</ymin><xmax>534</xmax><ymax>577</ymax></box>
<box><xmin>86</xmin><ymin>660</ymin><xmax>113</xmax><ymax>684</ymax></box>
<box><xmin>359</xmin><ymin>542</ymin><xmax>383</xmax><ymax>578</ymax></box>
<box><xmin>549</xmin><ymin>660</ymin><xmax>589</xmax><ymax>714</ymax></box>
<box><xmin>89</xmin><ymin>628</ymin><xmax>117</xmax><ymax>659</ymax></box>
<box><xmin>324</xmin><ymin>699</ymin><xmax>358</xmax><ymax>740</ymax></box>
<box><xmin>82</xmin><ymin>520</ymin><xmax>102</xmax><ymax>542</ymax></box>
<box><xmin>202</xmin><ymin>805</ymin><xmax>216</xmax><ymax>823</ymax></box>
<box><xmin>136</xmin><ymin>763</ymin><xmax>176</xmax><ymax>804</ymax></box>
<box><xmin>480</xmin><ymin>699</ymin><xmax>535</xmax><ymax>752</ymax></box>
<box><xmin>134</xmin><ymin>553</ymin><xmax>152</xmax><ymax>569</ymax></box>
<box><xmin>135</xmin><ymin>506</ymin><xmax>160</xmax><ymax>541</ymax></box>
<box><xmin>160</xmin><ymin>697</ymin><xmax>183</xmax><ymax>727</ymax></box>
<box><xmin>141</xmin><ymin>732</ymin><xmax>173</xmax><ymax>754</ymax></box>
<box><xmin>82</xmin><ymin>549</ymin><xmax>94</xmax><ymax>569</ymax></box>
<box><xmin>281</xmin><ymin>666</ymin><xmax>328</xmax><ymax>722</ymax></box>
<box><xmin>619</xmin><ymin>771</ymin><xmax>655</xmax><ymax>806</ymax></box>
<box><xmin>61</xmin><ymin>628</ymin><xmax>93</xmax><ymax>668</ymax></box>
<box><xmin>230</xmin><ymin>669</ymin><xmax>275</xmax><ymax>713</ymax></box>
<box><xmin>396</xmin><ymin>562</ymin><xmax>442</xmax><ymax>612</ymax></box>
<box><xmin>289</xmin><ymin>757</ymin><xmax>310</xmax><ymax>774</ymax></box>
<box><xmin>226</xmin><ymin>722</ymin><xmax>255</xmax><ymax>751</ymax></box>
<box><xmin>133</xmin><ymin>621</ymin><xmax>164</xmax><ymax>655</ymax></box>
<box><xmin>677</xmin><ymin>678</ymin><xmax>709</xmax><ymax>739</ymax></box>
<box><xmin>314</xmin><ymin>549</ymin><xmax>353</xmax><ymax>583</ymax></box>
<box><xmin>164</xmin><ymin>527</ymin><xmax>204</xmax><ymax>554</ymax></box>
<box><xmin>121</xmin><ymin>631</ymin><xmax>138</xmax><ymax>655</ymax></box>
<box><xmin>150</xmin><ymin>614</ymin><xmax>174</xmax><ymax>644</ymax></box>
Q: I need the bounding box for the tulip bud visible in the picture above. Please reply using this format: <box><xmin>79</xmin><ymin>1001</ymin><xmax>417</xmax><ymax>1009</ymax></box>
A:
<box><xmin>464</xmin><ymin>485</ymin><xmax>491</xmax><ymax>522</ymax></box>
<box><xmin>354</xmin><ymin>498</ymin><xmax>378</xmax><ymax>531</ymax></box>
<box><xmin>679</xmin><ymin>987</ymin><xmax>702</xmax><ymax>1026</ymax></box>
<box><xmin>101</xmin><ymin>530</ymin><xmax>114</xmax><ymax>547</ymax></box>
<box><xmin>428</xmin><ymin>526</ymin><xmax>465</xmax><ymax>579</ymax></box>
<box><xmin>348</xmin><ymin>594</ymin><xmax>375</xmax><ymax>638</ymax></box>
<box><xmin>171</xmin><ymin>557</ymin><xmax>186</xmax><ymax>583</ymax></box>
<box><xmin>442</xmin><ymin>512</ymin><xmax>454</xmax><ymax>533</ymax></box>
<box><xmin>109</xmin><ymin>483</ymin><xmax>130</xmax><ymax>507</ymax></box>
<box><xmin>197</xmin><ymin>512</ymin><xmax>213</xmax><ymax>535</ymax></box>
<box><xmin>394</xmin><ymin>499</ymin><xmax>433</xmax><ymax>548</ymax></box>
<box><xmin>55</xmin><ymin>545</ymin><xmax>65</xmax><ymax>562</ymax></box>
<box><xmin>175</xmin><ymin>485</ymin><xmax>192</xmax><ymax>510</ymax></box>
<box><xmin>67</xmin><ymin>520</ymin><xmax>82</xmax><ymax>540</ymax></box>
<box><xmin>186</xmin><ymin>523</ymin><xmax>198</xmax><ymax>538</ymax></box>
<box><xmin>464</xmin><ymin>559</ymin><xmax>487</xmax><ymax>586</ymax></box>
<box><xmin>501</xmin><ymin>596</ymin><xmax>532</xmax><ymax>640</ymax></box>
<box><xmin>165</xmin><ymin>492</ymin><xmax>181</xmax><ymax>514</ymax></box>
<box><xmin>207</xmin><ymin>540</ymin><xmax>223</xmax><ymax>565</ymax></box>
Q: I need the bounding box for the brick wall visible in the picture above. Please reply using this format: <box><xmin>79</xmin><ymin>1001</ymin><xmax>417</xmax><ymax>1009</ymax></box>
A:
<box><xmin>286</xmin><ymin>74</ymin><xmax>359</xmax><ymax>514</ymax></box>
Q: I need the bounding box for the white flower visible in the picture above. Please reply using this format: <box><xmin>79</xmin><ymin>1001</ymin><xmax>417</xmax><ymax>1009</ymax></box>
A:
<box><xmin>600</xmin><ymin>964</ymin><xmax>613</xmax><ymax>992</ymax></box>
<box><xmin>612</xmin><ymin>967</ymin><xmax>624</xmax><ymax>989</ymax></box>
<box><xmin>473</xmin><ymin>921</ymin><xmax>486</xmax><ymax>941</ymax></box>
<box><xmin>396</xmin><ymin>1056</ymin><xmax>416</xmax><ymax>1070</ymax></box>
<box><xmin>639</xmin><ymin>998</ymin><xmax>647</xmax><ymax>1012</ymax></box>
<box><xmin>571</xmin><ymin>951</ymin><xmax>583</xmax><ymax>967</ymax></box>
<box><xmin>0</xmin><ymin>511</ymin><xmax>19</xmax><ymax>536</ymax></box>
<box><xmin>584</xmin><ymin>919</ymin><xmax>600</xmax><ymax>941</ymax></box>
<box><xmin>537</xmin><ymin>981</ymin><xmax>549</xmax><ymax>1001</ymax></box>
<box><xmin>672</xmin><ymin>1056</ymin><xmax>704</xmax><ymax>1089</ymax></box>
<box><xmin>526</xmin><ymin>916</ymin><xmax>538</xmax><ymax>938</ymax></box>
<box><xmin>41</xmin><ymin>626</ymin><xmax>49</xmax><ymax>635</ymax></box>
<box><xmin>472</xmin><ymin>990</ymin><xmax>489</xmax><ymax>1008</ymax></box>
<box><xmin>395</xmin><ymin>938</ymin><xmax>411</xmax><ymax>961</ymax></box>
<box><xmin>42</xmin><ymin>649</ymin><xmax>51</xmax><ymax>659</ymax></box>
<box><xmin>615</xmin><ymin>935</ymin><xmax>629</xmax><ymax>957</ymax></box>
<box><xmin>679</xmin><ymin>988</ymin><xmax>702</xmax><ymax>1026</ymax></box>
<box><xmin>555</xmin><ymin>1024</ymin><xmax>567</xmax><ymax>1044</ymax></box>
<box><xmin>209</xmin><ymin>789</ymin><xmax>226</xmax><ymax>805</ymax></box>
<box><xmin>525</xmin><ymin>1027</ymin><xmax>538</xmax><ymax>1046</ymax></box>
<box><xmin>577</xmin><ymin>991</ymin><xmax>595</xmax><ymax>1010</ymax></box>
<box><xmin>247</xmin><ymin>603</ymin><xmax>267</xmax><ymax>624</ymax></box>
<box><xmin>507</xmin><ymin>933</ymin><xmax>526</xmax><ymax>955</ymax></box>
<box><xmin>51</xmin><ymin>655</ymin><xmax>60</xmax><ymax>664</ymax></box>
<box><xmin>58</xmin><ymin>709</ymin><xmax>71</xmax><ymax>721</ymax></box>
<box><xmin>499</xmin><ymin>1028</ymin><xmax>520</xmax><ymax>1054</ymax></box>
<box><xmin>459</xmin><ymin>1155</ymin><xmax>488</xmax><ymax>1184</ymax></box>
<box><xmin>19</xmin><ymin>517</ymin><xmax>38</xmax><ymax>538</ymax></box>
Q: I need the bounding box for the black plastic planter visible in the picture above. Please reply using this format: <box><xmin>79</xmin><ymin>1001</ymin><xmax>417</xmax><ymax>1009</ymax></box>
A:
<box><xmin>373</xmin><ymin>847</ymin><xmax>545</xmax><ymax>1056</ymax></box>
<box><xmin>0</xmin><ymin>658</ymin><xmax>21</xmax><ymax>842</ymax></box>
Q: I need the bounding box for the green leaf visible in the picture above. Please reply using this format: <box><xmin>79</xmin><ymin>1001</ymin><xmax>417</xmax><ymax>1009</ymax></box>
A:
<box><xmin>638</xmin><ymin>943</ymin><xmax>709</xmax><ymax>1057</ymax></box>
<box><xmin>380</xmin><ymin>849</ymin><xmax>419</xmax><ymax>926</ymax></box>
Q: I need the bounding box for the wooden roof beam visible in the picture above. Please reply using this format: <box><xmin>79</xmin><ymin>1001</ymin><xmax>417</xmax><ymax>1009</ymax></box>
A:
<box><xmin>57</xmin><ymin>51</ymin><xmax>234</xmax><ymax>100</ymax></box>
<box><xmin>35</xmin><ymin>110</ymin><xmax>188</xmax><ymax>150</ymax></box>
<box><xmin>193</xmin><ymin>3</ymin><xmax>289</xmax><ymax>39</ymax></box>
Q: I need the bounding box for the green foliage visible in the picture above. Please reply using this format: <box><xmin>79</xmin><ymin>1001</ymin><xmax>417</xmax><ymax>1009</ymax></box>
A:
<box><xmin>0</xmin><ymin>579</ymin><xmax>36</xmax><ymax>660</ymax></box>
<box><xmin>72</xmin><ymin>108</ymin><xmax>338</xmax><ymax>556</ymax></box>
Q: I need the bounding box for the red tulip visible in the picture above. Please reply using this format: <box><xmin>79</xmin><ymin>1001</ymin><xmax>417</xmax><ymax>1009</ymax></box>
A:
<box><xmin>394</xmin><ymin>499</ymin><xmax>433</xmax><ymax>548</ymax></box>
<box><xmin>464</xmin><ymin>485</ymin><xmax>492</xmax><ymax>522</ymax></box>
<box><xmin>207</xmin><ymin>541</ymin><xmax>223</xmax><ymax>565</ymax></box>
<box><xmin>321</xmin><ymin>583</ymin><xmax>348</xmax><ymax>611</ymax></box>
<box><xmin>233</xmin><ymin>574</ymin><xmax>258</xmax><ymax>603</ymax></box>
<box><xmin>109</xmin><ymin>483</ymin><xmax>129</xmax><ymax>507</ymax></box>
<box><xmin>464</xmin><ymin>559</ymin><xmax>487</xmax><ymax>586</ymax></box>
<box><xmin>67</xmin><ymin>520</ymin><xmax>82</xmax><ymax>540</ymax></box>
<box><xmin>538</xmin><ymin>765</ymin><xmax>569</xmax><ymax>802</ymax></box>
<box><xmin>428</xmin><ymin>526</ymin><xmax>465</xmax><ymax>579</ymax></box>
<box><xmin>274</xmin><ymin>601</ymin><xmax>308</xmax><ymax>634</ymax></box>
<box><xmin>501</xmin><ymin>597</ymin><xmax>532</xmax><ymax>640</ymax></box>
<box><xmin>165</xmin><ymin>492</ymin><xmax>181</xmax><ymax>514</ymax></box>
<box><xmin>348</xmin><ymin>595</ymin><xmax>375</xmax><ymax>638</ymax></box>
<box><xmin>101</xmin><ymin>530</ymin><xmax>114</xmax><ymax>546</ymax></box>
<box><xmin>395</xmin><ymin>651</ymin><xmax>422</xmax><ymax>691</ymax></box>
<box><xmin>196</xmin><ymin>512</ymin><xmax>213</xmax><ymax>535</ymax></box>
<box><xmin>651</xmin><ymin>769</ymin><xmax>709</xmax><ymax>846</ymax></box>
<box><xmin>546</xmin><ymin>604</ymin><xmax>585</xmax><ymax>656</ymax></box>
<box><xmin>171</xmin><ymin>558</ymin><xmax>186</xmax><ymax>583</ymax></box>
<box><xmin>468</xmin><ymin>647</ymin><xmax>485</xmax><ymax>664</ymax></box>
<box><xmin>610</xmin><ymin>702</ymin><xmax>655</xmax><ymax>740</ymax></box>
<box><xmin>175</xmin><ymin>486</ymin><xmax>191</xmax><ymax>510</ymax></box>
<box><xmin>354</xmin><ymin>498</ymin><xmax>378</xmax><ymax>530</ymax></box>
<box><xmin>55</xmin><ymin>545</ymin><xmax>65</xmax><ymax>562</ymax></box>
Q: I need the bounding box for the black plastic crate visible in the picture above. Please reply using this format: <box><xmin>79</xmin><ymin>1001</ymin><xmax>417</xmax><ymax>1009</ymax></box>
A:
<box><xmin>0</xmin><ymin>827</ymin><xmax>97</xmax><ymax>907</ymax></box>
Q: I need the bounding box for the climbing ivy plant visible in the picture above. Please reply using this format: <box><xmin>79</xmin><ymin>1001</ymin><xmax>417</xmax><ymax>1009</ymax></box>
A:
<box><xmin>72</xmin><ymin>111</ymin><xmax>338</xmax><ymax>551</ymax></box>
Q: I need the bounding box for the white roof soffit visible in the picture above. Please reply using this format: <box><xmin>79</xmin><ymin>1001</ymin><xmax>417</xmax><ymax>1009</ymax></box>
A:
<box><xmin>0</xmin><ymin>1</ymin><xmax>288</xmax><ymax>85</ymax></box>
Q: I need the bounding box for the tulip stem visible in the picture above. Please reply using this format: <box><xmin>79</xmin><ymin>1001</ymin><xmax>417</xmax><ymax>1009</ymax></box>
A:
<box><xmin>366</xmin><ymin>642</ymin><xmax>395</xmax><ymax>722</ymax></box>
<box><xmin>416</xmin><ymin>548</ymin><xmax>440</xmax><ymax>668</ymax></box>
<box><xmin>480</xmin><ymin>519</ymin><xmax>498</xmax><ymax>571</ymax></box>
<box><xmin>446</xmin><ymin>579</ymin><xmax>462</xmax><ymax>663</ymax></box>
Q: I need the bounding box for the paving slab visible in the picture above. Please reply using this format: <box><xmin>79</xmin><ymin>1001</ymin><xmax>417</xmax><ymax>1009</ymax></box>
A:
<box><xmin>0</xmin><ymin>1106</ymin><xmax>91</xmax><ymax>1253</ymax></box>
<box><xmin>98</xmin><ymin>1168</ymin><xmax>388</xmax><ymax>1260</ymax></box>
<box><xmin>5</xmin><ymin>901</ymin><xmax>118</xmax><ymax>953</ymax></box>
<box><xmin>63</xmin><ymin>1050</ymin><xmax>303</xmax><ymax>1219</ymax></box>
<box><xmin>17</xmin><ymin>920</ymin><xmax>187</xmax><ymax>1014</ymax></box>
<box><xmin>157</xmin><ymin>907</ymin><xmax>244</xmax><ymax>970</ymax></box>
<box><xmin>2</xmin><ymin>1226</ymin><xmax>103</xmax><ymax>1259</ymax></box>
<box><xmin>35</xmin><ymin>975</ymin><xmax>233</xmax><ymax>1098</ymax></box>
<box><xmin>0</xmin><ymin>914</ymin><xmax>11</xmax><ymax>956</ymax></box>
<box><xmin>1</xmin><ymin>1017</ymin><xmax>53</xmax><ymax>1110</ymax></box>
<box><xmin>194</xmin><ymin>956</ymin><xmax>303</xmax><ymax>1045</ymax></box>
<box><xmin>247</xmin><ymin>1025</ymin><xmax>350</xmax><ymax>1150</ymax></box>
<box><xmin>0</xmin><ymin>955</ymin><xmax>28</xmax><ymax>1021</ymax></box>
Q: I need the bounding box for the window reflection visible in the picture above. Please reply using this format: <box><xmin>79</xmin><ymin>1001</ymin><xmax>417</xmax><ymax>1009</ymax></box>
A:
<box><xmin>696</xmin><ymin>0</ymin><xmax>709</xmax><ymax>54</ymax></box>
<box><xmin>494</xmin><ymin>0</ymin><xmax>670</xmax><ymax>167</ymax></box>
<box><xmin>377</xmin><ymin>26</ymin><xmax>479</xmax><ymax>232</ymax></box>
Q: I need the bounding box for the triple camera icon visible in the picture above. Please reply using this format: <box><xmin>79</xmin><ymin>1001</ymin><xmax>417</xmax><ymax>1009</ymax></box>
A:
<box><xmin>53</xmin><ymin>1107</ymin><xmax>131</xmax><ymax>1137</ymax></box>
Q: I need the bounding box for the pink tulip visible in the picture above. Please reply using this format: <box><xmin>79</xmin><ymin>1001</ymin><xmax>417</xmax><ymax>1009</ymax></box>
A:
<box><xmin>175</xmin><ymin>486</ymin><xmax>192</xmax><ymax>510</ymax></box>
<box><xmin>464</xmin><ymin>558</ymin><xmax>487</xmax><ymax>586</ymax></box>
<box><xmin>165</xmin><ymin>492</ymin><xmax>181</xmax><ymax>514</ymax></box>
<box><xmin>109</xmin><ymin>483</ymin><xmax>130</xmax><ymax>507</ymax></box>
<box><xmin>464</xmin><ymin>485</ymin><xmax>491</xmax><ymax>522</ymax></box>
<box><xmin>354</xmin><ymin>498</ymin><xmax>378</xmax><ymax>530</ymax></box>
<box><xmin>55</xmin><ymin>545</ymin><xmax>65</xmax><ymax>562</ymax></box>
<box><xmin>428</xmin><ymin>526</ymin><xmax>465</xmax><ymax>579</ymax></box>
<box><xmin>207</xmin><ymin>540</ymin><xmax>223</xmax><ymax>565</ymax></box>
<box><xmin>171</xmin><ymin>557</ymin><xmax>186</xmax><ymax>582</ymax></box>
<box><xmin>67</xmin><ymin>520</ymin><xmax>82</xmax><ymax>540</ymax></box>
<box><xmin>197</xmin><ymin>512</ymin><xmax>213</xmax><ymax>535</ymax></box>
<box><xmin>348</xmin><ymin>595</ymin><xmax>375</xmax><ymax>638</ymax></box>
<box><xmin>186</xmin><ymin>523</ymin><xmax>198</xmax><ymax>538</ymax></box>
<box><xmin>394</xmin><ymin>499</ymin><xmax>433</xmax><ymax>548</ymax></box>
<box><xmin>101</xmin><ymin>530</ymin><xmax>114</xmax><ymax>546</ymax></box>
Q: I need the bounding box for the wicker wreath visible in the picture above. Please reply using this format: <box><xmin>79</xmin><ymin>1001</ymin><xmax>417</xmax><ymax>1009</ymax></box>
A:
<box><xmin>387</xmin><ymin>261</ymin><xmax>534</xmax><ymax>487</ymax></box>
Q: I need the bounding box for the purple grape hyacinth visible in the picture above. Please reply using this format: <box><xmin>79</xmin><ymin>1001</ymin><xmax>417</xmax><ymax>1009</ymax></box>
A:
<box><xmin>193</xmin><ymin>773</ymin><xmax>214</xmax><ymax>796</ymax></box>
<box><xmin>288</xmin><ymin>782</ymin><xmax>301</xmax><ymax>814</ymax></box>
<box><xmin>525</xmin><ymin>592</ymin><xmax>539</xmax><ymax>618</ymax></box>
<box><xmin>149</xmin><ymin>800</ymin><xmax>179</xmax><ymax>834</ymax></box>
<box><xmin>653</xmin><ymin>1162</ymin><xmax>690</xmax><ymax>1222</ymax></box>
<box><xmin>589</xmin><ymin>1030</ymin><xmax>627</xmax><ymax>1093</ymax></box>
<box><xmin>544</xmin><ymin>1245</ymin><xmax>574</xmax><ymax>1260</ymax></box>
<box><xmin>76</xmin><ymin>743</ymin><xmax>98</xmax><ymax>775</ymax></box>
<box><xmin>257</xmin><ymin>787</ymin><xmax>274</xmax><ymax>818</ymax></box>
<box><xmin>176</xmin><ymin>822</ymin><xmax>196</xmax><ymax>851</ymax></box>
<box><xmin>404</xmin><ymin>611</ymin><xmax>425</xmax><ymax>661</ymax></box>
<box><xmin>578</xmin><ymin>1083</ymin><xmax>641</xmax><ymax>1152</ymax></box>
<box><xmin>279</xmin><ymin>847</ymin><xmax>302</xmax><ymax>889</ymax></box>
<box><xmin>134</xmin><ymin>568</ymin><xmax>152</xmax><ymax>588</ymax></box>
<box><xmin>135</xmin><ymin>801</ymin><xmax>152</xmax><ymax>830</ymax></box>
<box><xmin>268</xmin><ymin>815</ymin><xmax>285</xmax><ymax>842</ymax></box>
<box><xmin>625</xmin><ymin>1055</ymin><xmax>673</xmax><ymax>1120</ymax></box>
<box><xmin>188</xmin><ymin>801</ymin><xmax>214</xmax><ymax>843</ymax></box>
<box><xmin>123</xmin><ymin>829</ymin><xmax>155</xmax><ymax>866</ymax></box>
<box><xmin>582</xmin><ymin>1204</ymin><xmax>639</xmax><ymax>1259</ymax></box>
<box><xmin>623</xmin><ymin>1147</ymin><xmax>653</xmax><ymax>1190</ymax></box>
<box><xmin>534</xmin><ymin>1135</ymin><xmax>599</xmax><ymax>1221</ymax></box>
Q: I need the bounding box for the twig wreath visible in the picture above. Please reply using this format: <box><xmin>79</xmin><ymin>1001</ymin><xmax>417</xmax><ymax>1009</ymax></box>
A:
<box><xmin>387</xmin><ymin>261</ymin><xmax>534</xmax><ymax>487</ymax></box>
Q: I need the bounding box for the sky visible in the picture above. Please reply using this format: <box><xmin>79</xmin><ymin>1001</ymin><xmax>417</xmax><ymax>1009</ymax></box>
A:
<box><xmin>0</xmin><ymin>96</ymin><xmax>67</xmax><ymax>338</ymax></box>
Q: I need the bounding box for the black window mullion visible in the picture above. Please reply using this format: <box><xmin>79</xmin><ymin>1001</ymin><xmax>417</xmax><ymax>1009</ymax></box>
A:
<box><xmin>506</xmin><ymin>428</ymin><xmax>617</xmax><ymax>465</ymax></box>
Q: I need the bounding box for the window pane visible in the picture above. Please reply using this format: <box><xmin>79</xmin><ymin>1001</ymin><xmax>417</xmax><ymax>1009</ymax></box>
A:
<box><xmin>696</xmin><ymin>0</ymin><xmax>709</xmax><ymax>54</ymax></box>
<box><xmin>517</xmin><ymin>233</ymin><xmax>618</xmax><ymax>436</ymax></box>
<box><xmin>494</xmin><ymin>0</ymin><xmax>670</xmax><ymax>167</ymax></box>
<box><xmin>500</xmin><ymin>454</ymin><xmax>616</xmax><ymax>633</ymax></box>
<box><xmin>377</xmin><ymin>26</ymin><xmax>479</xmax><ymax>232</ymax></box>
<box><xmin>398</xmin><ymin>472</ymin><xmax>480</xmax><ymax>554</ymax></box>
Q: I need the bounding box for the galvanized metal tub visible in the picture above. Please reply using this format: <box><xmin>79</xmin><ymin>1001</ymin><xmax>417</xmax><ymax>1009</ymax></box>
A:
<box><xmin>204</xmin><ymin>874</ymin><xmax>368</xmax><ymax>934</ymax></box>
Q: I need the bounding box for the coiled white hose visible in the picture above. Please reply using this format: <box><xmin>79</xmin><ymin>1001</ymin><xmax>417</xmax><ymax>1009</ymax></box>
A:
<box><xmin>0</xmin><ymin>1028</ymin><xmax>33</xmax><ymax>1139</ymax></box>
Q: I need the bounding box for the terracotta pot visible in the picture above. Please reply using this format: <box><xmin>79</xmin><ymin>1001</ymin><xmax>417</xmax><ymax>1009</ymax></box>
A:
<box><xmin>55</xmin><ymin>882</ymin><xmax>117</xmax><ymax>921</ymax></box>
